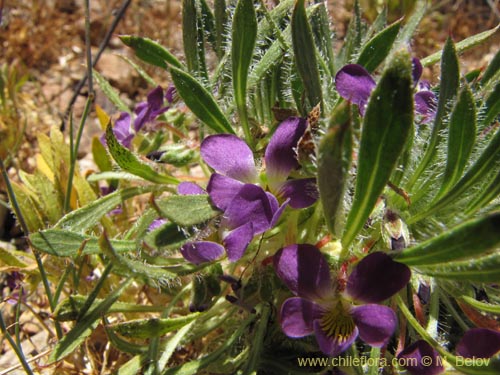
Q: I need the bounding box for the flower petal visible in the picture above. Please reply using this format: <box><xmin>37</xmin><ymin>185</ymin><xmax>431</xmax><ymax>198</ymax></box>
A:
<box><xmin>273</xmin><ymin>244</ymin><xmax>333</xmax><ymax>300</ymax></box>
<box><xmin>397</xmin><ymin>340</ymin><xmax>444</xmax><ymax>375</ymax></box>
<box><xmin>350</xmin><ymin>304</ymin><xmax>397</xmax><ymax>347</ymax></box>
<box><xmin>223</xmin><ymin>222</ymin><xmax>254</xmax><ymax>262</ymax></box>
<box><xmin>207</xmin><ymin>173</ymin><xmax>244</xmax><ymax>211</ymax></box>
<box><xmin>346</xmin><ymin>252</ymin><xmax>411</xmax><ymax>303</ymax></box>
<box><xmin>335</xmin><ymin>64</ymin><xmax>376</xmax><ymax>115</ymax></box>
<box><xmin>415</xmin><ymin>90</ymin><xmax>437</xmax><ymax>123</ymax></box>
<box><xmin>180</xmin><ymin>241</ymin><xmax>225</xmax><ymax>264</ymax></box>
<box><xmin>278</xmin><ymin>178</ymin><xmax>319</xmax><ymax>209</ymax></box>
<box><xmin>201</xmin><ymin>135</ymin><xmax>257</xmax><ymax>183</ymax></box>
<box><xmin>101</xmin><ymin>112</ymin><xmax>134</xmax><ymax>148</ymax></box>
<box><xmin>265</xmin><ymin>117</ymin><xmax>308</xmax><ymax>185</ymax></box>
<box><xmin>456</xmin><ymin>328</ymin><xmax>500</xmax><ymax>359</ymax></box>
<box><xmin>147</xmin><ymin>86</ymin><xmax>165</xmax><ymax>109</ymax></box>
<box><xmin>148</xmin><ymin>218</ymin><xmax>168</xmax><ymax>231</ymax></box>
<box><xmin>412</xmin><ymin>58</ymin><xmax>423</xmax><ymax>86</ymax></box>
<box><xmin>280</xmin><ymin>297</ymin><xmax>323</xmax><ymax>338</ymax></box>
<box><xmin>221</xmin><ymin>184</ymin><xmax>275</xmax><ymax>234</ymax></box>
<box><xmin>314</xmin><ymin>319</ymin><xmax>358</xmax><ymax>357</ymax></box>
<box><xmin>178</xmin><ymin>181</ymin><xmax>206</xmax><ymax>195</ymax></box>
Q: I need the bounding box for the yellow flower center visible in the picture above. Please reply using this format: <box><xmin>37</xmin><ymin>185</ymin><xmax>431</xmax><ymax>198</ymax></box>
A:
<box><xmin>319</xmin><ymin>301</ymin><xmax>356</xmax><ymax>343</ymax></box>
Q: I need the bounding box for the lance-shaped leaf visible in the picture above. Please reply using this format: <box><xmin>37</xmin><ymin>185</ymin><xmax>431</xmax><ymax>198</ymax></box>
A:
<box><xmin>395</xmin><ymin>0</ymin><xmax>426</xmax><ymax>46</ymax></box>
<box><xmin>105</xmin><ymin>124</ymin><xmax>178</xmax><ymax>184</ymax></box>
<box><xmin>55</xmin><ymin>185</ymin><xmax>162</xmax><ymax>231</ymax></box>
<box><xmin>310</xmin><ymin>2</ymin><xmax>335</xmax><ymax>77</ymax></box>
<box><xmin>481</xmin><ymin>47</ymin><xmax>500</xmax><ymax>86</ymax></box>
<box><xmin>438</xmin><ymin>84</ymin><xmax>476</xmax><ymax>196</ymax></box>
<box><xmin>292</xmin><ymin>0</ymin><xmax>322</xmax><ymax>110</ymax></box>
<box><xmin>318</xmin><ymin>105</ymin><xmax>352</xmax><ymax>236</ymax></box>
<box><xmin>408</xmin><ymin>37</ymin><xmax>459</xmax><ymax>189</ymax></box>
<box><xmin>170</xmin><ymin>66</ymin><xmax>235</xmax><ymax>134</ymax></box>
<box><xmin>92</xmin><ymin>69</ymin><xmax>130</xmax><ymax>113</ymax></box>
<box><xmin>156</xmin><ymin>195</ymin><xmax>220</xmax><ymax>227</ymax></box>
<box><xmin>30</xmin><ymin>230</ymin><xmax>135</xmax><ymax>257</ymax></box>
<box><xmin>214</xmin><ymin>0</ymin><xmax>228</xmax><ymax>59</ymax></box>
<box><xmin>232</xmin><ymin>0</ymin><xmax>257</xmax><ymax>143</ymax></box>
<box><xmin>342</xmin><ymin>50</ymin><xmax>413</xmax><ymax>248</ymax></box>
<box><xmin>396</xmin><ymin>212</ymin><xmax>500</xmax><ymax>266</ymax></box>
<box><xmin>120</xmin><ymin>36</ymin><xmax>183</xmax><ymax>69</ymax></box>
<box><xmin>182</xmin><ymin>0</ymin><xmax>208</xmax><ymax>80</ymax></box>
<box><xmin>418</xmin><ymin>252</ymin><xmax>500</xmax><ymax>283</ymax></box>
<box><xmin>465</xmin><ymin>170</ymin><xmax>500</xmax><ymax>215</ymax></box>
<box><xmin>460</xmin><ymin>296</ymin><xmax>500</xmax><ymax>315</ymax></box>
<box><xmin>144</xmin><ymin>222</ymin><xmax>192</xmax><ymax>250</ymax></box>
<box><xmin>337</xmin><ymin>0</ymin><xmax>362</xmax><ymax>68</ymax></box>
<box><xmin>479</xmin><ymin>82</ymin><xmax>500</xmax><ymax>129</ymax></box>
<box><xmin>357</xmin><ymin>19</ymin><xmax>402</xmax><ymax>73</ymax></box>
<box><xmin>110</xmin><ymin>314</ymin><xmax>199</xmax><ymax>339</ymax></box>
<box><xmin>49</xmin><ymin>274</ymin><xmax>131</xmax><ymax>363</ymax></box>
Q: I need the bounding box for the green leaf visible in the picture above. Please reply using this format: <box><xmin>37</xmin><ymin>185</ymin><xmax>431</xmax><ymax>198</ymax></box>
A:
<box><xmin>157</xmin><ymin>321</ymin><xmax>196</xmax><ymax>373</ymax></box>
<box><xmin>49</xmin><ymin>274</ymin><xmax>131</xmax><ymax>363</ymax></box>
<box><xmin>91</xmin><ymin>136</ymin><xmax>113</xmax><ymax>173</ymax></box>
<box><xmin>465</xmin><ymin>170</ymin><xmax>500</xmax><ymax>215</ymax></box>
<box><xmin>342</xmin><ymin>50</ymin><xmax>413</xmax><ymax>248</ymax></box>
<box><xmin>214</xmin><ymin>0</ymin><xmax>228</xmax><ymax>59</ymax></box>
<box><xmin>421</xmin><ymin>24</ymin><xmax>500</xmax><ymax>67</ymax></box>
<box><xmin>459</xmin><ymin>295</ymin><xmax>500</xmax><ymax>315</ymax></box>
<box><xmin>105</xmin><ymin>124</ymin><xmax>179</xmax><ymax>185</ymax></box>
<box><xmin>110</xmin><ymin>314</ymin><xmax>199</xmax><ymax>339</ymax></box>
<box><xmin>310</xmin><ymin>2</ymin><xmax>335</xmax><ymax>77</ymax></box>
<box><xmin>92</xmin><ymin>69</ymin><xmax>130</xmax><ymax>112</ymax></box>
<box><xmin>408</xmin><ymin>37</ymin><xmax>460</xmax><ymax>189</ymax></box>
<box><xmin>55</xmin><ymin>185</ymin><xmax>162</xmax><ymax>231</ymax></box>
<box><xmin>182</xmin><ymin>0</ymin><xmax>208</xmax><ymax>80</ymax></box>
<box><xmin>317</xmin><ymin>104</ymin><xmax>352</xmax><ymax>236</ymax></box>
<box><xmin>120</xmin><ymin>35</ymin><xmax>183</xmax><ymax>69</ymax></box>
<box><xmin>395</xmin><ymin>212</ymin><xmax>500</xmax><ymax>266</ymax></box>
<box><xmin>418</xmin><ymin>252</ymin><xmax>500</xmax><ymax>282</ymax></box>
<box><xmin>438</xmin><ymin>84</ymin><xmax>476</xmax><ymax>196</ymax></box>
<box><xmin>30</xmin><ymin>229</ymin><xmax>135</xmax><ymax>257</ymax></box>
<box><xmin>481</xmin><ymin>47</ymin><xmax>500</xmax><ymax>86</ymax></box>
<box><xmin>479</xmin><ymin>82</ymin><xmax>500</xmax><ymax>128</ymax></box>
<box><xmin>144</xmin><ymin>222</ymin><xmax>191</xmax><ymax>250</ymax></box>
<box><xmin>292</xmin><ymin>0</ymin><xmax>322</xmax><ymax>110</ymax></box>
<box><xmin>156</xmin><ymin>194</ymin><xmax>220</xmax><ymax>227</ymax></box>
<box><xmin>395</xmin><ymin>0</ymin><xmax>426</xmax><ymax>46</ymax></box>
<box><xmin>232</xmin><ymin>0</ymin><xmax>257</xmax><ymax>144</ymax></box>
<box><xmin>117</xmin><ymin>55</ymin><xmax>156</xmax><ymax>86</ymax></box>
<box><xmin>357</xmin><ymin>19</ymin><xmax>402</xmax><ymax>73</ymax></box>
<box><xmin>170</xmin><ymin>66</ymin><xmax>235</xmax><ymax>134</ymax></box>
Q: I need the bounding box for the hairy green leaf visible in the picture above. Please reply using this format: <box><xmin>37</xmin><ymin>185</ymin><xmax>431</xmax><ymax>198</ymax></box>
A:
<box><xmin>120</xmin><ymin>35</ymin><xmax>183</xmax><ymax>69</ymax></box>
<box><xmin>156</xmin><ymin>194</ymin><xmax>220</xmax><ymax>227</ymax></box>
<box><xmin>110</xmin><ymin>314</ymin><xmax>198</xmax><ymax>339</ymax></box>
<box><xmin>92</xmin><ymin>69</ymin><xmax>130</xmax><ymax>112</ymax></box>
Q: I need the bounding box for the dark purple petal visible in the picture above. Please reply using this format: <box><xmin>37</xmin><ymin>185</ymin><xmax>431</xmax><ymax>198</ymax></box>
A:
<box><xmin>270</xmin><ymin>198</ymin><xmax>289</xmax><ymax>228</ymax></box>
<box><xmin>280</xmin><ymin>297</ymin><xmax>323</xmax><ymax>337</ymax></box>
<box><xmin>223</xmin><ymin>222</ymin><xmax>254</xmax><ymax>261</ymax></box>
<box><xmin>415</xmin><ymin>90</ymin><xmax>437</xmax><ymax>123</ymax></box>
<box><xmin>265</xmin><ymin>117</ymin><xmax>308</xmax><ymax>185</ymax></box>
<box><xmin>134</xmin><ymin>86</ymin><xmax>168</xmax><ymax>131</ymax></box>
<box><xmin>350</xmin><ymin>304</ymin><xmax>397</xmax><ymax>347</ymax></box>
<box><xmin>346</xmin><ymin>252</ymin><xmax>411</xmax><ymax>304</ymax></box>
<box><xmin>314</xmin><ymin>319</ymin><xmax>358</xmax><ymax>357</ymax></box>
<box><xmin>273</xmin><ymin>244</ymin><xmax>333</xmax><ymax>300</ymax></box>
<box><xmin>101</xmin><ymin>112</ymin><xmax>133</xmax><ymax>148</ymax></box>
<box><xmin>335</xmin><ymin>64</ymin><xmax>376</xmax><ymax>115</ymax></box>
<box><xmin>397</xmin><ymin>340</ymin><xmax>444</xmax><ymax>375</ymax></box>
<box><xmin>166</xmin><ymin>84</ymin><xmax>176</xmax><ymax>103</ymax></box>
<box><xmin>147</xmin><ymin>86</ymin><xmax>164</xmax><ymax>109</ymax></box>
<box><xmin>148</xmin><ymin>218</ymin><xmax>168</xmax><ymax>231</ymax></box>
<box><xmin>456</xmin><ymin>328</ymin><xmax>500</xmax><ymax>359</ymax></box>
<box><xmin>207</xmin><ymin>173</ymin><xmax>244</xmax><ymax>210</ymax></box>
<box><xmin>221</xmin><ymin>184</ymin><xmax>275</xmax><ymax>234</ymax></box>
<box><xmin>412</xmin><ymin>58</ymin><xmax>423</xmax><ymax>86</ymax></box>
<box><xmin>178</xmin><ymin>182</ymin><xmax>206</xmax><ymax>195</ymax></box>
<box><xmin>180</xmin><ymin>241</ymin><xmax>225</xmax><ymax>264</ymax></box>
<box><xmin>278</xmin><ymin>178</ymin><xmax>318</xmax><ymax>209</ymax></box>
<box><xmin>201</xmin><ymin>135</ymin><xmax>257</xmax><ymax>183</ymax></box>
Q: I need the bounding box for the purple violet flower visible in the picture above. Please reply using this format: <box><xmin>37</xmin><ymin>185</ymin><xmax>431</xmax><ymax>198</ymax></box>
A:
<box><xmin>100</xmin><ymin>112</ymin><xmax>134</xmax><ymax>149</ymax></box>
<box><xmin>273</xmin><ymin>245</ymin><xmax>411</xmax><ymax>356</ymax></box>
<box><xmin>134</xmin><ymin>86</ymin><xmax>170</xmax><ymax>132</ymax></box>
<box><xmin>397</xmin><ymin>340</ymin><xmax>444</xmax><ymax>375</ymax></box>
<box><xmin>335</xmin><ymin>58</ymin><xmax>436</xmax><ymax>122</ymax></box>
<box><xmin>456</xmin><ymin>328</ymin><xmax>500</xmax><ymax>359</ymax></box>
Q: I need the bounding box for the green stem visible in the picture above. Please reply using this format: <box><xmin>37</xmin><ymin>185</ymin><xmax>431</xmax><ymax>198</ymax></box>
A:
<box><xmin>0</xmin><ymin>312</ymin><xmax>34</xmax><ymax>375</ymax></box>
<box><xmin>367</xmin><ymin>346</ymin><xmax>381</xmax><ymax>375</ymax></box>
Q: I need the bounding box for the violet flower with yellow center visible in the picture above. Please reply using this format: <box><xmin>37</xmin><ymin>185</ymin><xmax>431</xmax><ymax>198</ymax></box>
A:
<box><xmin>273</xmin><ymin>244</ymin><xmax>411</xmax><ymax>356</ymax></box>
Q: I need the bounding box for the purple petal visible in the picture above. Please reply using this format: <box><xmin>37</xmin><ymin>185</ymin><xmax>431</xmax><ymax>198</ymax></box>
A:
<box><xmin>456</xmin><ymin>328</ymin><xmax>500</xmax><ymax>359</ymax></box>
<box><xmin>415</xmin><ymin>90</ymin><xmax>437</xmax><ymax>123</ymax></box>
<box><xmin>166</xmin><ymin>84</ymin><xmax>176</xmax><ymax>103</ymax></box>
<box><xmin>397</xmin><ymin>340</ymin><xmax>444</xmax><ymax>375</ymax></box>
<box><xmin>148</xmin><ymin>218</ymin><xmax>168</xmax><ymax>231</ymax></box>
<box><xmin>350</xmin><ymin>304</ymin><xmax>397</xmax><ymax>347</ymax></box>
<box><xmin>133</xmin><ymin>102</ymin><xmax>149</xmax><ymax>132</ymax></box>
<box><xmin>147</xmin><ymin>86</ymin><xmax>164</xmax><ymax>110</ymax></box>
<box><xmin>178</xmin><ymin>182</ymin><xmax>206</xmax><ymax>195</ymax></box>
<box><xmin>223</xmin><ymin>222</ymin><xmax>254</xmax><ymax>261</ymax></box>
<box><xmin>270</xmin><ymin>198</ymin><xmax>289</xmax><ymax>228</ymax></box>
<box><xmin>101</xmin><ymin>112</ymin><xmax>134</xmax><ymax>148</ymax></box>
<box><xmin>207</xmin><ymin>174</ymin><xmax>244</xmax><ymax>211</ymax></box>
<box><xmin>314</xmin><ymin>319</ymin><xmax>358</xmax><ymax>357</ymax></box>
<box><xmin>346</xmin><ymin>252</ymin><xmax>411</xmax><ymax>304</ymax></box>
<box><xmin>418</xmin><ymin>80</ymin><xmax>431</xmax><ymax>91</ymax></box>
<box><xmin>180</xmin><ymin>241</ymin><xmax>225</xmax><ymax>264</ymax></box>
<box><xmin>278</xmin><ymin>178</ymin><xmax>319</xmax><ymax>209</ymax></box>
<box><xmin>221</xmin><ymin>184</ymin><xmax>275</xmax><ymax>234</ymax></box>
<box><xmin>265</xmin><ymin>117</ymin><xmax>308</xmax><ymax>185</ymax></box>
<box><xmin>335</xmin><ymin>64</ymin><xmax>376</xmax><ymax>115</ymax></box>
<box><xmin>280</xmin><ymin>297</ymin><xmax>323</xmax><ymax>338</ymax></box>
<box><xmin>273</xmin><ymin>244</ymin><xmax>333</xmax><ymax>300</ymax></box>
<box><xmin>412</xmin><ymin>58</ymin><xmax>423</xmax><ymax>86</ymax></box>
<box><xmin>201</xmin><ymin>135</ymin><xmax>257</xmax><ymax>183</ymax></box>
